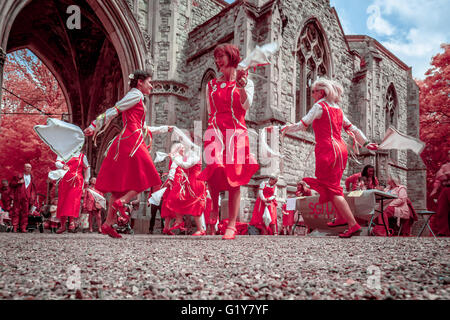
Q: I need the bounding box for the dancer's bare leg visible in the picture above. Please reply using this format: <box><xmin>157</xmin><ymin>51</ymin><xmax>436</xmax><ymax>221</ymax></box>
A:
<box><xmin>224</xmin><ymin>186</ymin><xmax>240</xmax><ymax>237</ymax></box>
<box><xmin>332</xmin><ymin>195</ymin><xmax>357</xmax><ymax>227</ymax></box>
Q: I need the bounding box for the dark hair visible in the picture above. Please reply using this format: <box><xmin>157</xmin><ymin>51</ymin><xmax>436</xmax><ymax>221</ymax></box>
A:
<box><xmin>214</xmin><ymin>43</ymin><xmax>241</xmax><ymax>69</ymax></box>
<box><xmin>361</xmin><ymin>165</ymin><xmax>376</xmax><ymax>186</ymax></box>
<box><xmin>129</xmin><ymin>70</ymin><xmax>152</xmax><ymax>88</ymax></box>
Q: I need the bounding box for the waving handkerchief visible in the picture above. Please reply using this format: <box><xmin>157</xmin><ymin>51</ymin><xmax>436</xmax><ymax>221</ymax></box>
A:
<box><xmin>238</xmin><ymin>42</ymin><xmax>279</xmax><ymax>70</ymax></box>
<box><xmin>379</xmin><ymin>126</ymin><xmax>425</xmax><ymax>155</ymax></box>
<box><xmin>34</xmin><ymin>118</ymin><xmax>85</xmax><ymax>162</ymax></box>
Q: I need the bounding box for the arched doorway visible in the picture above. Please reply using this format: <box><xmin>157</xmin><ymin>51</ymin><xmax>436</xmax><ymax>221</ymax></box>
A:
<box><xmin>0</xmin><ymin>0</ymin><xmax>150</xmax><ymax>172</ymax></box>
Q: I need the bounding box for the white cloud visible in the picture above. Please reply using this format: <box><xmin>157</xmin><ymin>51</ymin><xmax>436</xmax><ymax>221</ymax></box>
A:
<box><xmin>366</xmin><ymin>4</ymin><xmax>395</xmax><ymax>36</ymax></box>
<box><xmin>366</xmin><ymin>0</ymin><xmax>450</xmax><ymax>78</ymax></box>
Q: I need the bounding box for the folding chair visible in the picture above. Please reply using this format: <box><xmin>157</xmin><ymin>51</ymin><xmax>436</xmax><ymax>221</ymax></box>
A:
<box><xmin>416</xmin><ymin>210</ymin><xmax>436</xmax><ymax>238</ymax></box>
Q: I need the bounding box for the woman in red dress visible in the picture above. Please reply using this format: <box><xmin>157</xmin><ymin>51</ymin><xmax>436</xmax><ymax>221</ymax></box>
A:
<box><xmin>84</xmin><ymin>70</ymin><xmax>170</xmax><ymax>238</ymax></box>
<box><xmin>166</xmin><ymin>143</ymin><xmax>207</xmax><ymax>236</ymax></box>
<box><xmin>249</xmin><ymin>177</ymin><xmax>278</xmax><ymax>235</ymax></box>
<box><xmin>55</xmin><ymin>153</ymin><xmax>90</xmax><ymax>233</ymax></box>
<box><xmin>197</xmin><ymin>43</ymin><xmax>259</xmax><ymax>240</ymax></box>
<box><xmin>282</xmin><ymin>79</ymin><xmax>378</xmax><ymax>238</ymax></box>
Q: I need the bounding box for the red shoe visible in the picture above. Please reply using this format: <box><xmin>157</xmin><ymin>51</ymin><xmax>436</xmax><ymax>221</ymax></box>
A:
<box><xmin>56</xmin><ymin>225</ymin><xmax>66</xmax><ymax>234</ymax></box>
<box><xmin>101</xmin><ymin>224</ymin><xmax>122</xmax><ymax>239</ymax></box>
<box><xmin>327</xmin><ymin>218</ymin><xmax>348</xmax><ymax>228</ymax></box>
<box><xmin>113</xmin><ymin>199</ymin><xmax>129</xmax><ymax>223</ymax></box>
<box><xmin>222</xmin><ymin>226</ymin><xmax>237</xmax><ymax>240</ymax></box>
<box><xmin>192</xmin><ymin>230</ymin><xmax>206</xmax><ymax>236</ymax></box>
<box><xmin>162</xmin><ymin>228</ymin><xmax>174</xmax><ymax>235</ymax></box>
<box><xmin>339</xmin><ymin>224</ymin><xmax>362</xmax><ymax>238</ymax></box>
<box><xmin>169</xmin><ymin>222</ymin><xmax>186</xmax><ymax>232</ymax></box>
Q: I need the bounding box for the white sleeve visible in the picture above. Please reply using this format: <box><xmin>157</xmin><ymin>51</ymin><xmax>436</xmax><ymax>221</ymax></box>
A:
<box><xmin>283</xmin><ymin>103</ymin><xmax>322</xmax><ymax>133</ymax></box>
<box><xmin>148</xmin><ymin>125</ymin><xmax>169</xmax><ymax>135</ymax></box>
<box><xmin>88</xmin><ymin>89</ymin><xmax>143</xmax><ymax>131</ymax></box>
<box><xmin>82</xmin><ymin>155</ymin><xmax>90</xmax><ymax>183</ymax></box>
<box><xmin>167</xmin><ymin>162</ymin><xmax>178</xmax><ymax>181</ymax></box>
<box><xmin>343</xmin><ymin>115</ymin><xmax>368</xmax><ymax>145</ymax></box>
<box><xmin>242</xmin><ymin>79</ymin><xmax>255</xmax><ymax>110</ymax></box>
<box><xmin>55</xmin><ymin>157</ymin><xmax>64</xmax><ymax>169</ymax></box>
<box><xmin>258</xmin><ymin>182</ymin><xmax>266</xmax><ymax>201</ymax></box>
<box><xmin>173</xmin><ymin>152</ymin><xmax>200</xmax><ymax>169</ymax></box>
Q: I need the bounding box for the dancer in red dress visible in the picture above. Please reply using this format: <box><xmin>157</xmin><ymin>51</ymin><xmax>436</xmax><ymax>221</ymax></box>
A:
<box><xmin>249</xmin><ymin>176</ymin><xmax>278</xmax><ymax>235</ymax></box>
<box><xmin>282</xmin><ymin>79</ymin><xmax>378</xmax><ymax>238</ymax></box>
<box><xmin>55</xmin><ymin>153</ymin><xmax>90</xmax><ymax>233</ymax></box>
<box><xmin>84</xmin><ymin>70</ymin><xmax>171</xmax><ymax>238</ymax></box>
<box><xmin>197</xmin><ymin>43</ymin><xmax>259</xmax><ymax>240</ymax></box>
<box><xmin>166</xmin><ymin>143</ymin><xmax>207</xmax><ymax>236</ymax></box>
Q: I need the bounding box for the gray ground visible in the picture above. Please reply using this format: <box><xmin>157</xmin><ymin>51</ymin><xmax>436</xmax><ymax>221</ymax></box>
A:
<box><xmin>0</xmin><ymin>233</ymin><xmax>448</xmax><ymax>300</ymax></box>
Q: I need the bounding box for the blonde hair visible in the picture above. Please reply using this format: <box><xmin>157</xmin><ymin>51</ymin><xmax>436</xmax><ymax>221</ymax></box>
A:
<box><xmin>312</xmin><ymin>78</ymin><xmax>343</xmax><ymax>104</ymax></box>
<box><xmin>170</xmin><ymin>143</ymin><xmax>184</xmax><ymax>155</ymax></box>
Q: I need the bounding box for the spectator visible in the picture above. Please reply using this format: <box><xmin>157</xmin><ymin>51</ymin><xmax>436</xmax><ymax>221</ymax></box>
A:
<box><xmin>345</xmin><ymin>164</ymin><xmax>379</xmax><ymax>192</ymax></box>
<box><xmin>82</xmin><ymin>177</ymin><xmax>104</xmax><ymax>233</ymax></box>
<box><xmin>10</xmin><ymin>164</ymin><xmax>37</xmax><ymax>233</ymax></box>
<box><xmin>1</xmin><ymin>179</ymin><xmax>13</xmax><ymax>214</ymax></box>
<box><xmin>430</xmin><ymin>150</ymin><xmax>450</xmax><ymax>236</ymax></box>
<box><xmin>296</xmin><ymin>181</ymin><xmax>312</xmax><ymax>197</ymax></box>
<box><xmin>376</xmin><ymin>174</ymin><xmax>417</xmax><ymax>236</ymax></box>
<box><xmin>281</xmin><ymin>203</ymin><xmax>295</xmax><ymax>235</ymax></box>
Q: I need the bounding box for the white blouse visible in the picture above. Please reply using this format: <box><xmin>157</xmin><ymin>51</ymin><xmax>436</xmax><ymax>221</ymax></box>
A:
<box><xmin>89</xmin><ymin>88</ymin><xmax>144</xmax><ymax>131</ymax></box>
<box><xmin>284</xmin><ymin>98</ymin><xmax>368</xmax><ymax>145</ymax></box>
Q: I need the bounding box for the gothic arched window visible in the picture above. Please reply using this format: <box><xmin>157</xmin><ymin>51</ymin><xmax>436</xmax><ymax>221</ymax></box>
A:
<box><xmin>385</xmin><ymin>83</ymin><xmax>398</xmax><ymax>162</ymax></box>
<box><xmin>294</xmin><ymin>20</ymin><xmax>330</xmax><ymax>122</ymax></box>
<box><xmin>385</xmin><ymin>84</ymin><xmax>397</xmax><ymax>130</ymax></box>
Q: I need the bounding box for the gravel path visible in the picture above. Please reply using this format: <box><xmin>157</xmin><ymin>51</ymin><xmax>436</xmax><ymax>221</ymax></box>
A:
<box><xmin>0</xmin><ymin>233</ymin><xmax>449</xmax><ymax>300</ymax></box>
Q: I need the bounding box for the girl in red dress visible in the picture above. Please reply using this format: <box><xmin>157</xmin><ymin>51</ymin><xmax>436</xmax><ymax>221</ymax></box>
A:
<box><xmin>55</xmin><ymin>153</ymin><xmax>90</xmax><ymax>233</ymax></box>
<box><xmin>84</xmin><ymin>70</ymin><xmax>171</xmax><ymax>238</ymax></box>
<box><xmin>197</xmin><ymin>43</ymin><xmax>259</xmax><ymax>240</ymax></box>
<box><xmin>282</xmin><ymin>79</ymin><xmax>378</xmax><ymax>238</ymax></box>
<box><xmin>82</xmin><ymin>177</ymin><xmax>103</xmax><ymax>233</ymax></box>
<box><xmin>160</xmin><ymin>144</ymin><xmax>184</xmax><ymax>235</ymax></box>
<box><xmin>166</xmin><ymin>143</ymin><xmax>207</xmax><ymax>236</ymax></box>
<box><xmin>281</xmin><ymin>203</ymin><xmax>295</xmax><ymax>235</ymax></box>
<box><xmin>249</xmin><ymin>177</ymin><xmax>278</xmax><ymax>235</ymax></box>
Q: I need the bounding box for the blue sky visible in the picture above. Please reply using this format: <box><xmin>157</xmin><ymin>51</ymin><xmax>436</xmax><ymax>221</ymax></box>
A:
<box><xmin>224</xmin><ymin>0</ymin><xmax>449</xmax><ymax>79</ymax></box>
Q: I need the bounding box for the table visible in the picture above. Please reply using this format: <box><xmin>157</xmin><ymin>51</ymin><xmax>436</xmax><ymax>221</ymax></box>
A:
<box><xmin>292</xmin><ymin>189</ymin><xmax>398</xmax><ymax>235</ymax></box>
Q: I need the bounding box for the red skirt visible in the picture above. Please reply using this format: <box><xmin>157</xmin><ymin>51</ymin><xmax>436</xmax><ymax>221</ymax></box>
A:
<box><xmin>96</xmin><ymin>133</ymin><xmax>160</xmax><ymax>194</ymax></box>
<box><xmin>282</xmin><ymin>210</ymin><xmax>295</xmax><ymax>226</ymax></box>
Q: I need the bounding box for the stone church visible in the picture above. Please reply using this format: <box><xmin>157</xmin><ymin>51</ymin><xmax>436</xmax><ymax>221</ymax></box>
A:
<box><xmin>0</xmin><ymin>0</ymin><xmax>426</xmax><ymax>229</ymax></box>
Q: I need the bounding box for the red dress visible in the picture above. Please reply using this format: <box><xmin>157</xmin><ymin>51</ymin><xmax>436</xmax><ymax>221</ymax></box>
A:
<box><xmin>198</xmin><ymin>78</ymin><xmax>259</xmax><ymax>190</ymax></box>
<box><xmin>303</xmin><ymin>102</ymin><xmax>348</xmax><ymax>203</ymax></box>
<box><xmin>57</xmin><ymin>154</ymin><xmax>86</xmax><ymax>219</ymax></box>
<box><xmin>96</xmin><ymin>99</ymin><xmax>161</xmax><ymax>194</ymax></box>
<box><xmin>249</xmin><ymin>181</ymin><xmax>278</xmax><ymax>232</ymax></box>
<box><xmin>166</xmin><ymin>162</ymin><xmax>206</xmax><ymax>217</ymax></box>
<box><xmin>83</xmin><ymin>187</ymin><xmax>103</xmax><ymax>213</ymax></box>
<box><xmin>160</xmin><ymin>160</ymin><xmax>183</xmax><ymax>219</ymax></box>
<box><xmin>282</xmin><ymin>203</ymin><xmax>295</xmax><ymax>227</ymax></box>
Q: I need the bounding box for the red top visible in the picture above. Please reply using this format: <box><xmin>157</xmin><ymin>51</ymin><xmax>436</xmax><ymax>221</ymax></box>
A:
<box><xmin>198</xmin><ymin>78</ymin><xmax>259</xmax><ymax>190</ymax></box>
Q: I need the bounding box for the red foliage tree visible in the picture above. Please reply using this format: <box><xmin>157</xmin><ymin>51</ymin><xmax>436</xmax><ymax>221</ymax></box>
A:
<box><xmin>0</xmin><ymin>49</ymin><xmax>68</xmax><ymax>197</ymax></box>
<box><xmin>416</xmin><ymin>43</ymin><xmax>450</xmax><ymax>208</ymax></box>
